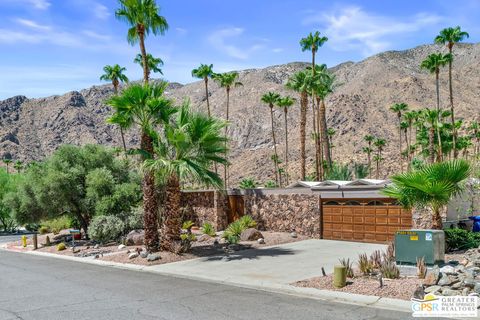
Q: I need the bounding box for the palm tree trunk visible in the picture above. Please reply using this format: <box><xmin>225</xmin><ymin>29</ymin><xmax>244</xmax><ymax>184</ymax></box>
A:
<box><xmin>311</xmin><ymin>97</ymin><xmax>319</xmax><ymax>180</ymax></box>
<box><xmin>161</xmin><ymin>174</ymin><xmax>181</xmax><ymax>252</ymax></box>
<box><xmin>319</xmin><ymin>99</ymin><xmax>331</xmax><ymax>169</ymax></box>
<box><xmin>138</xmin><ymin>27</ymin><xmax>149</xmax><ymax>84</ymax></box>
<box><xmin>315</xmin><ymin>97</ymin><xmax>324</xmax><ymax>180</ymax></box>
<box><xmin>432</xmin><ymin>207</ymin><xmax>443</xmax><ymax>230</ymax></box>
<box><xmin>429</xmin><ymin>127</ymin><xmax>435</xmax><ymax>163</ymax></box>
<box><xmin>284</xmin><ymin>108</ymin><xmax>289</xmax><ymax>185</ymax></box>
<box><xmin>141</xmin><ymin>131</ymin><xmax>159</xmax><ymax>252</ymax></box>
<box><xmin>204</xmin><ymin>78</ymin><xmax>211</xmax><ymax>117</ymax></box>
<box><xmin>435</xmin><ymin>70</ymin><xmax>443</xmax><ymax>162</ymax></box>
<box><xmin>398</xmin><ymin>115</ymin><xmax>403</xmax><ymax>172</ymax></box>
<box><xmin>270</xmin><ymin>106</ymin><xmax>280</xmax><ymax>186</ymax></box>
<box><xmin>300</xmin><ymin>92</ymin><xmax>307</xmax><ymax>180</ymax></box>
<box><xmin>224</xmin><ymin>88</ymin><xmax>230</xmax><ymax>188</ymax></box>
<box><xmin>448</xmin><ymin>46</ymin><xmax>457</xmax><ymax>158</ymax></box>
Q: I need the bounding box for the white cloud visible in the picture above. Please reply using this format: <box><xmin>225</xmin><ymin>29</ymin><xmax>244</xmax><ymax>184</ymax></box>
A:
<box><xmin>175</xmin><ymin>27</ymin><xmax>187</xmax><ymax>35</ymax></box>
<box><xmin>29</xmin><ymin>0</ymin><xmax>50</xmax><ymax>9</ymax></box>
<box><xmin>15</xmin><ymin>18</ymin><xmax>51</xmax><ymax>31</ymax></box>
<box><xmin>2</xmin><ymin>0</ymin><xmax>51</xmax><ymax>10</ymax></box>
<box><xmin>82</xmin><ymin>30</ymin><xmax>111</xmax><ymax>41</ymax></box>
<box><xmin>303</xmin><ymin>7</ymin><xmax>442</xmax><ymax>56</ymax></box>
<box><xmin>208</xmin><ymin>27</ymin><xmax>265</xmax><ymax>60</ymax></box>
<box><xmin>94</xmin><ymin>3</ymin><xmax>110</xmax><ymax>20</ymax></box>
<box><xmin>272</xmin><ymin>48</ymin><xmax>284</xmax><ymax>53</ymax></box>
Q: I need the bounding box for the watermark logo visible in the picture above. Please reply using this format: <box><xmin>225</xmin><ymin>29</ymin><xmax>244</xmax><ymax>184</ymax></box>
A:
<box><xmin>412</xmin><ymin>293</ymin><xmax>478</xmax><ymax>317</ymax></box>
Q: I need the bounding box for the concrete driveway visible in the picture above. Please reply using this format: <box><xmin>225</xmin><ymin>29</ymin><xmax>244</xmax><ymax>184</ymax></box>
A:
<box><xmin>151</xmin><ymin>239</ymin><xmax>386</xmax><ymax>286</ymax></box>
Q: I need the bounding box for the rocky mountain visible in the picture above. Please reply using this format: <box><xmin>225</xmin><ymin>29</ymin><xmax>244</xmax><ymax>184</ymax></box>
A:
<box><xmin>1</xmin><ymin>43</ymin><xmax>479</xmax><ymax>184</ymax></box>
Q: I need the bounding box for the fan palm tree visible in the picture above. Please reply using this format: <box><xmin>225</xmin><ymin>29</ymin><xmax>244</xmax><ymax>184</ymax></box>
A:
<box><xmin>469</xmin><ymin>121</ymin><xmax>480</xmax><ymax>157</ymax></box>
<box><xmin>261</xmin><ymin>92</ymin><xmax>281</xmax><ymax>186</ymax></box>
<box><xmin>2</xmin><ymin>159</ymin><xmax>12</xmax><ymax>174</ymax></box>
<box><xmin>363</xmin><ymin>134</ymin><xmax>375</xmax><ymax>174</ymax></box>
<box><xmin>13</xmin><ymin>160</ymin><xmax>23</xmax><ymax>173</ymax></box>
<box><xmin>382</xmin><ymin>160</ymin><xmax>470</xmax><ymax>229</ymax></box>
<box><xmin>374</xmin><ymin>138</ymin><xmax>386</xmax><ymax>179</ymax></box>
<box><xmin>420</xmin><ymin>53</ymin><xmax>451</xmax><ymax>113</ymax></box>
<box><xmin>420</xmin><ymin>109</ymin><xmax>443</xmax><ymax>163</ymax></box>
<box><xmin>327</xmin><ymin>128</ymin><xmax>335</xmax><ymax>160</ymax></box>
<box><xmin>435</xmin><ymin>26</ymin><xmax>469</xmax><ymax>158</ymax></box>
<box><xmin>106</xmin><ymin>82</ymin><xmax>176</xmax><ymax>252</ymax></box>
<box><xmin>390</xmin><ymin>103</ymin><xmax>408</xmax><ymax>171</ymax></box>
<box><xmin>403</xmin><ymin>111</ymin><xmax>418</xmax><ymax>154</ymax></box>
<box><xmin>100</xmin><ymin>64</ymin><xmax>129</xmax><ymax>154</ymax></box>
<box><xmin>116</xmin><ymin>0</ymin><xmax>168</xmax><ymax>83</ymax></box>
<box><xmin>212</xmin><ymin>72</ymin><xmax>243</xmax><ymax>187</ymax></box>
<box><xmin>286</xmin><ymin>70</ymin><xmax>309</xmax><ymax>180</ymax></box>
<box><xmin>276</xmin><ymin>96</ymin><xmax>295</xmax><ymax>185</ymax></box>
<box><xmin>300</xmin><ymin>31</ymin><xmax>328</xmax><ymax>76</ymax></box>
<box><xmin>191</xmin><ymin>64</ymin><xmax>215</xmax><ymax>117</ymax></box>
<box><xmin>144</xmin><ymin>102</ymin><xmax>227</xmax><ymax>251</ymax></box>
<box><xmin>134</xmin><ymin>53</ymin><xmax>164</xmax><ymax>79</ymax></box>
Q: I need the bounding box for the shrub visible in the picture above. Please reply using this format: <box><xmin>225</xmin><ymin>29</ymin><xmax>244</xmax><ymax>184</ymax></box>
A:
<box><xmin>416</xmin><ymin>256</ymin><xmax>427</xmax><ymax>279</ymax></box>
<box><xmin>369</xmin><ymin>250</ymin><xmax>382</xmax><ymax>269</ymax></box>
<box><xmin>56</xmin><ymin>243</ymin><xmax>66</xmax><ymax>251</ymax></box>
<box><xmin>358</xmin><ymin>253</ymin><xmax>374</xmax><ymax>275</ymax></box>
<box><xmin>445</xmin><ymin>228</ymin><xmax>480</xmax><ymax>251</ymax></box>
<box><xmin>180</xmin><ymin>233</ymin><xmax>196</xmax><ymax>252</ymax></box>
<box><xmin>182</xmin><ymin>220</ymin><xmax>194</xmax><ymax>231</ymax></box>
<box><xmin>385</xmin><ymin>242</ymin><xmax>395</xmax><ymax>261</ymax></box>
<box><xmin>225</xmin><ymin>234</ymin><xmax>240</xmax><ymax>244</ymax></box>
<box><xmin>339</xmin><ymin>258</ymin><xmax>354</xmax><ymax>278</ymax></box>
<box><xmin>89</xmin><ymin>215</ymin><xmax>124</xmax><ymax>243</ymax></box>
<box><xmin>238</xmin><ymin>215</ymin><xmax>256</xmax><ymax>229</ymax></box>
<box><xmin>126</xmin><ymin>206</ymin><xmax>143</xmax><ymax>231</ymax></box>
<box><xmin>24</xmin><ymin>223</ymin><xmax>40</xmax><ymax>232</ymax></box>
<box><xmin>38</xmin><ymin>226</ymin><xmax>50</xmax><ymax>235</ymax></box>
<box><xmin>41</xmin><ymin>216</ymin><xmax>72</xmax><ymax>235</ymax></box>
<box><xmin>239</xmin><ymin>178</ymin><xmax>257</xmax><ymax>189</ymax></box>
<box><xmin>264</xmin><ymin>180</ymin><xmax>277</xmax><ymax>188</ymax></box>
<box><xmin>380</xmin><ymin>260</ymin><xmax>400</xmax><ymax>279</ymax></box>
<box><xmin>201</xmin><ymin>222</ymin><xmax>216</xmax><ymax>237</ymax></box>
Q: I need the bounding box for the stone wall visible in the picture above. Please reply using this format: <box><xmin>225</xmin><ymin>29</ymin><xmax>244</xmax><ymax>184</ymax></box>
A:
<box><xmin>180</xmin><ymin>191</ymin><xmax>228</xmax><ymax>231</ymax></box>
<box><xmin>244</xmin><ymin>193</ymin><xmax>321</xmax><ymax>238</ymax></box>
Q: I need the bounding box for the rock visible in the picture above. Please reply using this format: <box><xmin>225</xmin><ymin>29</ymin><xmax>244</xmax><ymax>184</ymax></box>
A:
<box><xmin>460</xmin><ymin>259</ymin><xmax>469</xmax><ymax>266</ymax></box>
<box><xmin>413</xmin><ymin>286</ymin><xmax>425</xmax><ymax>299</ymax></box>
<box><xmin>197</xmin><ymin>234</ymin><xmax>212</xmax><ymax>242</ymax></box>
<box><xmin>290</xmin><ymin>232</ymin><xmax>297</xmax><ymax>238</ymax></box>
<box><xmin>462</xmin><ymin>288</ymin><xmax>471</xmax><ymax>296</ymax></box>
<box><xmin>452</xmin><ymin>282</ymin><xmax>463</xmax><ymax>289</ymax></box>
<box><xmin>94</xmin><ymin>254</ymin><xmax>99</xmax><ymax>259</ymax></box>
<box><xmin>128</xmin><ymin>252</ymin><xmax>139</xmax><ymax>259</ymax></box>
<box><xmin>147</xmin><ymin>254</ymin><xmax>161</xmax><ymax>262</ymax></box>
<box><xmin>126</xmin><ymin>230</ymin><xmax>144</xmax><ymax>246</ymax></box>
<box><xmin>140</xmin><ymin>251</ymin><xmax>148</xmax><ymax>258</ymax></box>
<box><xmin>94</xmin><ymin>244</ymin><xmax>99</xmax><ymax>249</ymax></box>
<box><xmin>440</xmin><ymin>265</ymin><xmax>456</xmax><ymax>275</ymax></box>
<box><xmin>424</xmin><ymin>285</ymin><xmax>441</xmax><ymax>294</ymax></box>
<box><xmin>464</xmin><ymin>278</ymin><xmax>476</xmax><ymax>289</ymax></box>
<box><xmin>423</xmin><ymin>271</ymin><xmax>439</xmax><ymax>286</ymax></box>
<box><xmin>257</xmin><ymin>238</ymin><xmax>265</xmax><ymax>244</ymax></box>
<box><xmin>441</xmin><ymin>289</ymin><xmax>460</xmax><ymax>296</ymax></box>
<box><xmin>71</xmin><ymin>247</ymin><xmax>80</xmax><ymax>254</ymax></box>
<box><xmin>118</xmin><ymin>244</ymin><xmax>126</xmax><ymax>250</ymax></box>
<box><xmin>438</xmin><ymin>275</ymin><xmax>457</xmax><ymax>286</ymax></box>
<box><xmin>240</xmin><ymin>228</ymin><xmax>263</xmax><ymax>241</ymax></box>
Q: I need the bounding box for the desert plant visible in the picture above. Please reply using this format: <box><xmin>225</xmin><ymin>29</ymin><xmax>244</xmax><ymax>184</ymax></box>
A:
<box><xmin>353</xmin><ymin>163</ymin><xmax>369</xmax><ymax>179</ymax></box>
<box><xmin>239</xmin><ymin>178</ymin><xmax>257</xmax><ymax>189</ymax></box>
<box><xmin>222</xmin><ymin>220</ymin><xmax>245</xmax><ymax>243</ymax></box>
<box><xmin>385</xmin><ymin>242</ymin><xmax>395</xmax><ymax>261</ymax></box>
<box><xmin>179</xmin><ymin>232</ymin><xmax>196</xmax><ymax>252</ymax></box>
<box><xmin>264</xmin><ymin>180</ymin><xmax>277</xmax><ymax>188</ymax></box>
<box><xmin>369</xmin><ymin>250</ymin><xmax>382</xmax><ymax>269</ymax></box>
<box><xmin>238</xmin><ymin>215</ymin><xmax>257</xmax><ymax>229</ymax></box>
<box><xmin>126</xmin><ymin>206</ymin><xmax>144</xmax><ymax>231</ymax></box>
<box><xmin>201</xmin><ymin>222</ymin><xmax>216</xmax><ymax>237</ymax></box>
<box><xmin>358</xmin><ymin>253</ymin><xmax>374</xmax><ymax>275</ymax></box>
<box><xmin>339</xmin><ymin>258</ymin><xmax>354</xmax><ymax>278</ymax></box>
<box><xmin>380</xmin><ymin>260</ymin><xmax>400</xmax><ymax>279</ymax></box>
<box><xmin>182</xmin><ymin>220</ymin><xmax>194</xmax><ymax>231</ymax></box>
<box><xmin>416</xmin><ymin>256</ymin><xmax>427</xmax><ymax>279</ymax></box>
<box><xmin>444</xmin><ymin>228</ymin><xmax>480</xmax><ymax>251</ymax></box>
<box><xmin>45</xmin><ymin>235</ymin><xmax>51</xmax><ymax>246</ymax></box>
<box><xmin>41</xmin><ymin>216</ymin><xmax>72</xmax><ymax>235</ymax></box>
<box><xmin>38</xmin><ymin>226</ymin><xmax>50</xmax><ymax>235</ymax></box>
<box><xmin>89</xmin><ymin>215</ymin><xmax>125</xmax><ymax>243</ymax></box>
<box><xmin>56</xmin><ymin>243</ymin><xmax>66</xmax><ymax>251</ymax></box>
<box><xmin>325</xmin><ymin>162</ymin><xmax>352</xmax><ymax>180</ymax></box>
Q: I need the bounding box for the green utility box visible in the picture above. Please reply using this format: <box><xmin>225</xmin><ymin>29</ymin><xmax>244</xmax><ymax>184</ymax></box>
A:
<box><xmin>395</xmin><ymin>229</ymin><xmax>445</xmax><ymax>265</ymax></box>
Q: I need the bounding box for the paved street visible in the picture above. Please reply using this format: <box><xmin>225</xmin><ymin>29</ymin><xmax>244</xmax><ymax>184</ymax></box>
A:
<box><xmin>0</xmin><ymin>250</ymin><xmax>418</xmax><ymax>320</ymax></box>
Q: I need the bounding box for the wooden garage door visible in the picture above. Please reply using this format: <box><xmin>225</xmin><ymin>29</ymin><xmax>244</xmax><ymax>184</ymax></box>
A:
<box><xmin>322</xmin><ymin>200</ymin><xmax>412</xmax><ymax>243</ymax></box>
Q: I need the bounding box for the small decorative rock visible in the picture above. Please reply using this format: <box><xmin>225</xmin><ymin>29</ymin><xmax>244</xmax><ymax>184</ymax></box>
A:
<box><xmin>439</xmin><ymin>265</ymin><xmax>456</xmax><ymax>274</ymax></box>
<box><xmin>257</xmin><ymin>238</ymin><xmax>265</xmax><ymax>244</ymax></box>
<box><xmin>462</xmin><ymin>288</ymin><xmax>471</xmax><ymax>296</ymax></box>
<box><xmin>94</xmin><ymin>254</ymin><xmax>99</xmax><ymax>259</ymax></box>
<box><xmin>290</xmin><ymin>232</ymin><xmax>297</xmax><ymax>238</ymax></box>
<box><xmin>128</xmin><ymin>252</ymin><xmax>139</xmax><ymax>259</ymax></box>
<box><xmin>473</xmin><ymin>283</ymin><xmax>480</xmax><ymax>294</ymax></box>
<box><xmin>147</xmin><ymin>254</ymin><xmax>161</xmax><ymax>262</ymax></box>
<box><xmin>423</xmin><ymin>271</ymin><xmax>439</xmax><ymax>286</ymax></box>
<box><xmin>72</xmin><ymin>247</ymin><xmax>80</xmax><ymax>254</ymax></box>
<box><xmin>240</xmin><ymin>228</ymin><xmax>263</xmax><ymax>241</ymax></box>
<box><xmin>94</xmin><ymin>244</ymin><xmax>99</xmax><ymax>249</ymax></box>
<box><xmin>140</xmin><ymin>251</ymin><xmax>148</xmax><ymax>259</ymax></box>
<box><xmin>126</xmin><ymin>230</ymin><xmax>145</xmax><ymax>246</ymax></box>
<box><xmin>442</xmin><ymin>289</ymin><xmax>460</xmax><ymax>296</ymax></box>
<box><xmin>463</xmin><ymin>278</ymin><xmax>476</xmax><ymax>289</ymax></box>
<box><xmin>118</xmin><ymin>244</ymin><xmax>126</xmax><ymax>250</ymax></box>
<box><xmin>424</xmin><ymin>285</ymin><xmax>441</xmax><ymax>294</ymax></box>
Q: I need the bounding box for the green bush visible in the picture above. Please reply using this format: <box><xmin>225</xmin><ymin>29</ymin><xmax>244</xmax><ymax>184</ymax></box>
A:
<box><xmin>89</xmin><ymin>215</ymin><xmax>124</xmax><ymax>243</ymax></box>
<box><xmin>445</xmin><ymin>228</ymin><xmax>480</xmax><ymax>251</ymax></box>
<box><xmin>38</xmin><ymin>226</ymin><xmax>50</xmax><ymax>235</ymax></box>
<box><xmin>238</xmin><ymin>215</ymin><xmax>256</xmax><ymax>229</ymax></box>
<box><xmin>223</xmin><ymin>216</ymin><xmax>258</xmax><ymax>244</ymax></box>
<box><xmin>201</xmin><ymin>222</ymin><xmax>216</xmax><ymax>237</ymax></box>
<box><xmin>126</xmin><ymin>206</ymin><xmax>143</xmax><ymax>231</ymax></box>
<box><xmin>380</xmin><ymin>260</ymin><xmax>400</xmax><ymax>279</ymax></box>
<box><xmin>41</xmin><ymin>216</ymin><xmax>72</xmax><ymax>235</ymax></box>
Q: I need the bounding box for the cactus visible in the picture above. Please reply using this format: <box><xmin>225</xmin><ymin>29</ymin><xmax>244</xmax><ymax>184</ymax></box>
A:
<box><xmin>56</xmin><ymin>242</ymin><xmax>66</xmax><ymax>251</ymax></box>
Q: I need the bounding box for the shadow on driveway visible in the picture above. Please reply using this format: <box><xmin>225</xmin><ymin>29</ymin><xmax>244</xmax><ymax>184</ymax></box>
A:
<box><xmin>202</xmin><ymin>246</ymin><xmax>297</xmax><ymax>262</ymax></box>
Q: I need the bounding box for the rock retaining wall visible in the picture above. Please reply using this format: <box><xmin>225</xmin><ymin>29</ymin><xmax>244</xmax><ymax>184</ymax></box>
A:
<box><xmin>180</xmin><ymin>191</ymin><xmax>228</xmax><ymax>231</ymax></box>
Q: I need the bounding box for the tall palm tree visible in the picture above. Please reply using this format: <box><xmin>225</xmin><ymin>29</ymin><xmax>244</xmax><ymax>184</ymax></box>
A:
<box><xmin>116</xmin><ymin>0</ymin><xmax>168</xmax><ymax>84</ymax></box>
<box><xmin>276</xmin><ymin>96</ymin><xmax>295</xmax><ymax>185</ymax></box>
<box><xmin>403</xmin><ymin>111</ymin><xmax>418</xmax><ymax>156</ymax></box>
<box><xmin>144</xmin><ymin>102</ymin><xmax>227</xmax><ymax>252</ymax></box>
<box><xmin>212</xmin><ymin>72</ymin><xmax>243</xmax><ymax>187</ymax></box>
<box><xmin>390</xmin><ymin>103</ymin><xmax>408</xmax><ymax>171</ymax></box>
<box><xmin>327</xmin><ymin>128</ymin><xmax>335</xmax><ymax>160</ymax></box>
<box><xmin>2</xmin><ymin>159</ymin><xmax>12</xmax><ymax>174</ymax></box>
<box><xmin>13</xmin><ymin>160</ymin><xmax>23</xmax><ymax>173</ymax></box>
<box><xmin>261</xmin><ymin>92</ymin><xmax>281</xmax><ymax>186</ymax></box>
<box><xmin>100</xmin><ymin>64</ymin><xmax>130</xmax><ymax>154</ymax></box>
<box><xmin>374</xmin><ymin>138</ymin><xmax>386</xmax><ymax>179</ymax></box>
<box><xmin>420</xmin><ymin>109</ymin><xmax>443</xmax><ymax>163</ymax></box>
<box><xmin>286</xmin><ymin>70</ymin><xmax>309</xmax><ymax>180</ymax></box>
<box><xmin>435</xmin><ymin>26</ymin><xmax>469</xmax><ymax>158</ymax></box>
<box><xmin>300</xmin><ymin>31</ymin><xmax>328</xmax><ymax>76</ymax></box>
<box><xmin>363</xmin><ymin>134</ymin><xmax>375</xmax><ymax>174</ymax></box>
<box><xmin>191</xmin><ymin>64</ymin><xmax>215</xmax><ymax>117</ymax></box>
<box><xmin>469</xmin><ymin>121</ymin><xmax>480</xmax><ymax>157</ymax></box>
<box><xmin>134</xmin><ymin>53</ymin><xmax>164</xmax><ymax>78</ymax></box>
<box><xmin>383</xmin><ymin>160</ymin><xmax>470</xmax><ymax>229</ymax></box>
<box><xmin>107</xmin><ymin>82</ymin><xmax>176</xmax><ymax>252</ymax></box>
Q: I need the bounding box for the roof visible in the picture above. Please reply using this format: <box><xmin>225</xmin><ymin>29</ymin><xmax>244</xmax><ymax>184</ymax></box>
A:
<box><xmin>287</xmin><ymin>179</ymin><xmax>390</xmax><ymax>190</ymax></box>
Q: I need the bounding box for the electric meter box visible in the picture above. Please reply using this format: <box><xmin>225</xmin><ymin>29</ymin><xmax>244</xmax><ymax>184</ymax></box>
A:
<box><xmin>395</xmin><ymin>229</ymin><xmax>445</xmax><ymax>265</ymax></box>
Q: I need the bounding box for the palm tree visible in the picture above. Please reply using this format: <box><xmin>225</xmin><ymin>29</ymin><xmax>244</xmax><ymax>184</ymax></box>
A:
<box><xmin>144</xmin><ymin>102</ymin><xmax>227</xmax><ymax>251</ymax></box>
<box><xmin>300</xmin><ymin>31</ymin><xmax>328</xmax><ymax>76</ymax></box>
<box><xmin>363</xmin><ymin>134</ymin><xmax>375</xmax><ymax>174</ymax></box>
<box><xmin>390</xmin><ymin>103</ymin><xmax>408</xmax><ymax>171</ymax></box>
<box><xmin>212</xmin><ymin>72</ymin><xmax>243</xmax><ymax>188</ymax></box>
<box><xmin>116</xmin><ymin>0</ymin><xmax>168</xmax><ymax>83</ymax></box>
<box><xmin>420</xmin><ymin>53</ymin><xmax>451</xmax><ymax>113</ymax></box>
<box><xmin>420</xmin><ymin>109</ymin><xmax>442</xmax><ymax>163</ymax></box>
<box><xmin>403</xmin><ymin>111</ymin><xmax>418</xmax><ymax>156</ymax></box>
<box><xmin>400</xmin><ymin>121</ymin><xmax>409</xmax><ymax>163</ymax></box>
<box><xmin>261</xmin><ymin>92</ymin><xmax>281</xmax><ymax>186</ymax></box>
<box><xmin>276</xmin><ymin>96</ymin><xmax>295</xmax><ymax>185</ymax></box>
<box><xmin>374</xmin><ymin>138</ymin><xmax>386</xmax><ymax>179</ymax></box>
<box><xmin>192</xmin><ymin>64</ymin><xmax>215</xmax><ymax>117</ymax></box>
<box><xmin>13</xmin><ymin>160</ymin><xmax>23</xmax><ymax>173</ymax></box>
<box><xmin>383</xmin><ymin>160</ymin><xmax>470</xmax><ymax>229</ymax></box>
<box><xmin>327</xmin><ymin>128</ymin><xmax>335</xmax><ymax>160</ymax></box>
<box><xmin>134</xmin><ymin>53</ymin><xmax>164</xmax><ymax>78</ymax></box>
<box><xmin>107</xmin><ymin>82</ymin><xmax>176</xmax><ymax>252</ymax></box>
<box><xmin>469</xmin><ymin>121</ymin><xmax>480</xmax><ymax>157</ymax></box>
<box><xmin>286</xmin><ymin>70</ymin><xmax>309</xmax><ymax>180</ymax></box>
<box><xmin>435</xmin><ymin>26</ymin><xmax>469</xmax><ymax>158</ymax></box>
<box><xmin>2</xmin><ymin>159</ymin><xmax>12</xmax><ymax>174</ymax></box>
<box><xmin>100</xmin><ymin>64</ymin><xmax>130</xmax><ymax>154</ymax></box>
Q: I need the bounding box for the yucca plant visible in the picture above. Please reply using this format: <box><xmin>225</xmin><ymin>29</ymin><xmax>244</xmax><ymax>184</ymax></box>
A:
<box><xmin>380</xmin><ymin>260</ymin><xmax>400</xmax><ymax>279</ymax></box>
<box><xmin>369</xmin><ymin>250</ymin><xmax>382</xmax><ymax>269</ymax></box>
<box><xmin>339</xmin><ymin>258</ymin><xmax>354</xmax><ymax>278</ymax></box>
<box><xmin>222</xmin><ymin>220</ymin><xmax>244</xmax><ymax>243</ymax></box>
<box><xmin>416</xmin><ymin>256</ymin><xmax>427</xmax><ymax>279</ymax></box>
<box><xmin>201</xmin><ymin>222</ymin><xmax>216</xmax><ymax>237</ymax></box>
<box><xmin>358</xmin><ymin>253</ymin><xmax>374</xmax><ymax>275</ymax></box>
<box><xmin>238</xmin><ymin>215</ymin><xmax>257</xmax><ymax>229</ymax></box>
<box><xmin>385</xmin><ymin>242</ymin><xmax>395</xmax><ymax>262</ymax></box>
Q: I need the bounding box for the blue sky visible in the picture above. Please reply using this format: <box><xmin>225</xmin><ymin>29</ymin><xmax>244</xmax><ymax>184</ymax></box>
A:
<box><xmin>0</xmin><ymin>0</ymin><xmax>479</xmax><ymax>99</ymax></box>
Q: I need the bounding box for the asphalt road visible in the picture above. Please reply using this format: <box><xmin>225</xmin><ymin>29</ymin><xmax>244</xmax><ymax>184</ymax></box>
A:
<box><xmin>0</xmin><ymin>250</ymin><xmax>419</xmax><ymax>320</ymax></box>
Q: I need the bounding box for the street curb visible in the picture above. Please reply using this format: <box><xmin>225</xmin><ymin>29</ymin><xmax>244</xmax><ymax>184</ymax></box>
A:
<box><xmin>0</xmin><ymin>246</ymin><xmax>412</xmax><ymax>313</ymax></box>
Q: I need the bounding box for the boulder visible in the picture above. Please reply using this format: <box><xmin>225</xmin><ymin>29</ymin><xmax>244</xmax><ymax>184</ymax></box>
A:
<box><xmin>423</xmin><ymin>271</ymin><xmax>439</xmax><ymax>286</ymax></box>
<box><xmin>240</xmin><ymin>228</ymin><xmax>263</xmax><ymax>241</ymax></box>
<box><xmin>441</xmin><ymin>289</ymin><xmax>460</xmax><ymax>296</ymax></box>
<box><xmin>424</xmin><ymin>285</ymin><xmax>441</xmax><ymax>294</ymax></box>
<box><xmin>290</xmin><ymin>232</ymin><xmax>298</xmax><ymax>238</ymax></box>
<box><xmin>147</xmin><ymin>254</ymin><xmax>161</xmax><ymax>262</ymax></box>
<box><xmin>257</xmin><ymin>238</ymin><xmax>265</xmax><ymax>244</ymax></box>
<box><xmin>128</xmin><ymin>252</ymin><xmax>139</xmax><ymax>259</ymax></box>
<box><xmin>126</xmin><ymin>230</ymin><xmax>144</xmax><ymax>246</ymax></box>
<box><xmin>440</xmin><ymin>265</ymin><xmax>456</xmax><ymax>275</ymax></box>
<box><xmin>140</xmin><ymin>251</ymin><xmax>148</xmax><ymax>259</ymax></box>
<box><xmin>118</xmin><ymin>244</ymin><xmax>126</xmax><ymax>250</ymax></box>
